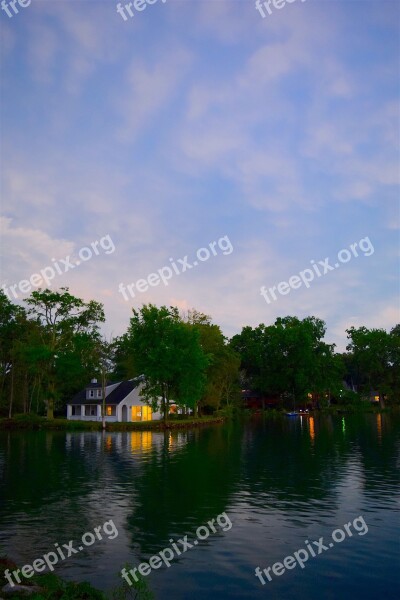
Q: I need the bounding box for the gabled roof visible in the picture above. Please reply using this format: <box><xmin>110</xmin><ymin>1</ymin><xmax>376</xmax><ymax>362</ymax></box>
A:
<box><xmin>105</xmin><ymin>380</ymin><xmax>138</xmax><ymax>405</ymax></box>
<box><xmin>70</xmin><ymin>389</ymin><xmax>86</xmax><ymax>405</ymax></box>
<box><xmin>70</xmin><ymin>377</ymin><xmax>144</xmax><ymax>406</ymax></box>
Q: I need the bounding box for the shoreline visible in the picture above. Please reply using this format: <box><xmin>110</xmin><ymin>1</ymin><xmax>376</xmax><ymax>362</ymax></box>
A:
<box><xmin>0</xmin><ymin>415</ymin><xmax>226</xmax><ymax>432</ymax></box>
<box><xmin>0</xmin><ymin>406</ymin><xmax>395</xmax><ymax>431</ymax></box>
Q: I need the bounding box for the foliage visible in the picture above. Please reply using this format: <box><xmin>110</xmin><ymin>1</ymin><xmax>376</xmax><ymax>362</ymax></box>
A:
<box><xmin>230</xmin><ymin>316</ymin><xmax>343</xmax><ymax>404</ymax></box>
<box><xmin>0</xmin><ymin>288</ymin><xmax>399</xmax><ymax>419</ymax></box>
<box><xmin>24</xmin><ymin>288</ymin><xmax>105</xmax><ymax>419</ymax></box>
<box><xmin>0</xmin><ymin>556</ymin><xmax>153</xmax><ymax>600</ymax></box>
<box><xmin>184</xmin><ymin>310</ymin><xmax>241</xmax><ymax>412</ymax></box>
<box><xmin>335</xmin><ymin>389</ymin><xmax>363</xmax><ymax>405</ymax></box>
<box><xmin>126</xmin><ymin>305</ymin><xmax>209</xmax><ymax>421</ymax></box>
<box><xmin>346</xmin><ymin>325</ymin><xmax>400</xmax><ymax>404</ymax></box>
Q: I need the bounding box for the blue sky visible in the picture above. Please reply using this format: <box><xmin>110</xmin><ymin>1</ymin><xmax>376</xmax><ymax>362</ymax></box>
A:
<box><xmin>0</xmin><ymin>0</ymin><xmax>399</xmax><ymax>350</ymax></box>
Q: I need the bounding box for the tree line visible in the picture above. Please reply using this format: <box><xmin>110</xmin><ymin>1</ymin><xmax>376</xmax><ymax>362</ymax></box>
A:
<box><xmin>0</xmin><ymin>288</ymin><xmax>398</xmax><ymax>420</ymax></box>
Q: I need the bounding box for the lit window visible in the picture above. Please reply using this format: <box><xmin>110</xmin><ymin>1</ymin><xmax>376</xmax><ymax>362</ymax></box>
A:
<box><xmin>142</xmin><ymin>406</ymin><xmax>152</xmax><ymax>421</ymax></box>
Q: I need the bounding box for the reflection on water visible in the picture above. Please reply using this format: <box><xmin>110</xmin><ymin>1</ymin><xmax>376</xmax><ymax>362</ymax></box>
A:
<box><xmin>0</xmin><ymin>414</ymin><xmax>399</xmax><ymax>600</ymax></box>
<box><xmin>376</xmin><ymin>413</ymin><xmax>382</xmax><ymax>443</ymax></box>
<box><xmin>309</xmin><ymin>416</ymin><xmax>315</xmax><ymax>443</ymax></box>
<box><xmin>63</xmin><ymin>430</ymin><xmax>191</xmax><ymax>458</ymax></box>
<box><xmin>130</xmin><ymin>431</ymin><xmax>152</xmax><ymax>453</ymax></box>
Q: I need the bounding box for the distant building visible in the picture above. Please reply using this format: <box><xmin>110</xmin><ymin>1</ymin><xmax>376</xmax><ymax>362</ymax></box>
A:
<box><xmin>241</xmin><ymin>389</ymin><xmax>280</xmax><ymax>410</ymax></box>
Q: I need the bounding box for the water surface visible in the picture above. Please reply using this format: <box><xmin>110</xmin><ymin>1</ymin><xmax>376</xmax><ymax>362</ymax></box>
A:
<box><xmin>1</xmin><ymin>414</ymin><xmax>399</xmax><ymax>599</ymax></box>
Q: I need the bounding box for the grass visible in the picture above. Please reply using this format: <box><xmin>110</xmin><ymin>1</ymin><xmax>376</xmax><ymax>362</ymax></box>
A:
<box><xmin>0</xmin><ymin>413</ymin><xmax>225</xmax><ymax>431</ymax></box>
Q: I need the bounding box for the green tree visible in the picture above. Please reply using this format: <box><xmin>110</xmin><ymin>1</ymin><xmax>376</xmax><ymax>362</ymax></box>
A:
<box><xmin>0</xmin><ymin>291</ymin><xmax>32</xmax><ymax>416</ymax></box>
<box><xmin>185</xmin><ymin>310</ymin><xmax>241</xmax><ymax>412</ymax></box>
<box><xmin>112</xmin><ymin>333</ymin><xmax>141</xmax><ymax>381</ymax></box>
<box><xmin>346</xmin><ymin>325</ymin><xmax>400</xmax><ymax>405</ymax></box>
<box><xmin>94</xmin><ymin>337</ymin><xmax>116</xmax><ymax>429</ymax></box>
<box><xmin>25</xmin><ymin>288</ymin><xmax>105</xmax><ymax>419</ymax></box>
<box><xmin>388</xmin><ymin>325</ymin><xmax>400</xmax><ymax>402</ymax></box>
<box><xmin>231</xmin><ymin>316</ymin><xmax>340</xmax><ymax>407</ymax></box>
<box><xmin>54</xmin><ymin>332</ymin><xmax>105</xmax><ymax>409</ymax></box>
<box><xmin>126</xmin><ymin>305</ymin><xmax>208</xmax><ymax>423</ymax></box>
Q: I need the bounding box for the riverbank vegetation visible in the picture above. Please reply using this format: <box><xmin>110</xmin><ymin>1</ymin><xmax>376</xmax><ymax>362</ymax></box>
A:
<box><xmin>0</xmin><ymin>288</ymin><xmax>399</xmax><ymax>423</ymax></box>
<box><xmin>0</xmin><ymin>413</ymin><xmax>225</xmax><ymax>431</ymax></box>
<box><xmin>0</xmin><ymin>556</ymin><xmax>152</xmax><ymax>599</ymax></box>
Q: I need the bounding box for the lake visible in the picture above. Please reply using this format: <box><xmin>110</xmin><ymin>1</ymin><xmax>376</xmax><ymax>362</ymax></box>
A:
<box><xmin>1</xmin><ymin>414</ymin><xmax>399</xmax><ymax>599</ymax></box>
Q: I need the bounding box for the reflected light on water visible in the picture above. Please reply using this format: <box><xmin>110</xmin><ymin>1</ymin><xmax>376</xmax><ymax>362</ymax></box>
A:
<box><xmin>376</xmin><ymin>413</ymin><xmax>382</xmax><ymax>443</ymax></box>
<box><xmin>130</xmin><ymin>431</ymin><xmax>153</xmax><ymax>452</ymax></box>
<box><xmin>309</xmin><ymin>416</ymin><xmax>315</xmax><ymax>443</ymax></box>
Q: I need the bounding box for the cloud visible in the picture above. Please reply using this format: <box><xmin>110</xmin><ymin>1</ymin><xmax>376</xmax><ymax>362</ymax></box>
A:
<box><xmin>0</xmin><ymin>0</ymin><xmax>398</xmax><ymax>351</ymax></box>
<box><xmin>115</xmin><ymin>46</ymin><xmax>193</xmax><ymax>142</ymax></box>
<box><xmin>0</xmin><ymin>217</ymin><xmax>74</xmax><ymax>289</ymax></box>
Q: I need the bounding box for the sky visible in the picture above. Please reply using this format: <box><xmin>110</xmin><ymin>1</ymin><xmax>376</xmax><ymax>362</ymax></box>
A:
<box><xmin>0</xmin><ymin>0</ymin><xmax>399</xmax><ymax>351</ymax></box>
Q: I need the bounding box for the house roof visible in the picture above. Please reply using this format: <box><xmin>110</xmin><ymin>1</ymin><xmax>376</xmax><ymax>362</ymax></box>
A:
<box><xmin>105</xmin><ymin>380</ymin><xmax>137</xmax><ymax>405</ymax></box>
<box><xmin>241</xmin><ymin>389</ymin><xmax>262</xmax><ymax>399</ymax></box>
<box><xmin>70</xmin><ymin>377</ymin><xmax>143</xmax><ymax>405</ymax></box>
<box><xmin>70</xmin><ymin>389</ymin><xmax>87</xmax><ymax>405</ymax></box>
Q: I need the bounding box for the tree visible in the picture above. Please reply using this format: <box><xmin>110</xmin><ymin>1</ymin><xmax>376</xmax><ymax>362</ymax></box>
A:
<box><xmin>112</xmin><ymin>333</ymin><xmax>141</xmax><ymax>381</ymax></box>
<box><xmin>184</xmin><ymin>310</ymin><xmax>241</xmax><ymax>412</ymax></box>
<box><xmin>346</xmin><ymin>325</ymin><xmax>400</xmax><ymax>405</ymax></box>
<box><xmin>388</xmin><ymin>325</ymin><xmax>400</xmax><ymax>402</ymax></box>
<box><xmin>93</xmin><ymin>337</ymin><xmax>115</xmax><ymax>429</ymax></box>
<box><xmin>25</xmin><ymin>288</ymin><xmax>105</xmax><ymax>419</ymax></box>
<box><xmin>54</xmin><ymin>332</ymin><xmax>106</xmax><ymax>410</ymax></box>
<box><xmin>126</xmin><ymin>305</ymin><xmax>208</xmax><ymax>423</ymax></box>
<box><xmin>231</xmin><ymin>316</ymin><xmax>340</xmax><ymax>407</ymax></box>
<box><xmin>0</xmin><ymin>291</ymin><xmax>32</xmax><ymax>417</ymax></box>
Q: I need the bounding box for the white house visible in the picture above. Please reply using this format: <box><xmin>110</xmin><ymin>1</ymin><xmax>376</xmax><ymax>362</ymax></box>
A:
<box><xmin>67</xmin><ymin>376</ymin><xmax>162</xmax><ymax>422</ymax></box>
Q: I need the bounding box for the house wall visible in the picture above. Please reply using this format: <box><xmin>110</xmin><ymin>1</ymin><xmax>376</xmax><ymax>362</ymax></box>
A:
<box><xmin>67</xmin><ymin>382</ymin><xmax>162</xmax><ymax>421</ymax></box>
<box><xmin>67</xmin><ymin>404</ymin><xmax>120</xmax><ymax>422</ymax></box>
<box><xmin>117</xmin><ymin>384</ymin><xmax>162</xmax><ymax>422</ymax></box>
